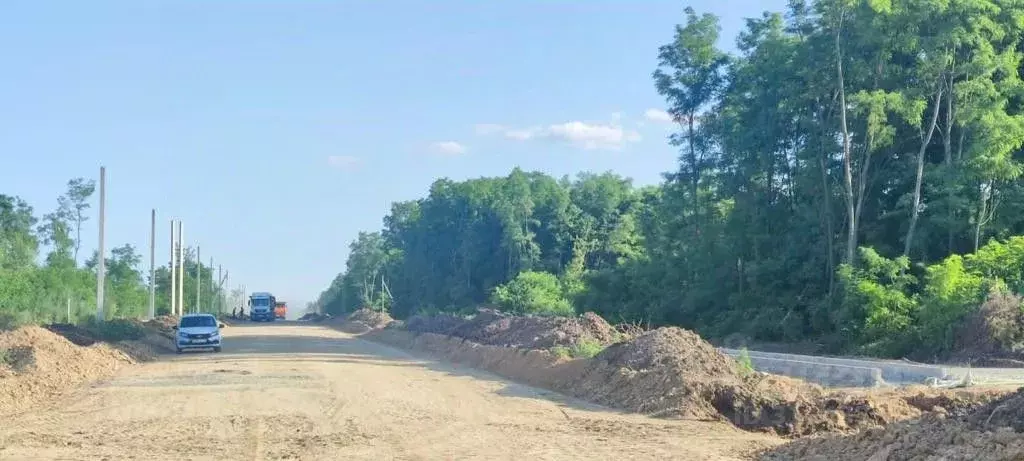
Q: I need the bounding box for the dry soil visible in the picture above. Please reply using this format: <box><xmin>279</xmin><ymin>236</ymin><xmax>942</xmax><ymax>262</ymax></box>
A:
<box><xmin>0</xmin><ymin>322</ymin><xmax>780</xmax><ymax>460</ymax></box>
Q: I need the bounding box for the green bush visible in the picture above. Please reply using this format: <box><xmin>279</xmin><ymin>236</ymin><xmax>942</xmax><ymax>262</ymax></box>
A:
<box><xmin>490</xmin><ymin>271</ymin><xmax>574</xmax><ymax>316</ymax></box>
<box><xmin>736</xmin><ymin>347</ymin><xmax>755</xmax><ymax>377</ymax></box>
<box><xmin>837</xmin><ymin>248</ymin><xmax>919</xmax><ymax>354</ymax></box>
<box><xmin>570</xmin><ymin>337</ymin><xmax>605</xmax><ymax>358</ymax></box>
<box><xmin>550</xmin><ymin>337</ymin><xmax>605</xmax><ymax>359</ymax></box>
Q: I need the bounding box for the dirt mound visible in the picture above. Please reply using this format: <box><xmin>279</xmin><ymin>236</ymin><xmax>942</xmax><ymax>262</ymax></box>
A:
<box><xmin>408</xmin><ymin>308</ymin><xmax>620</xmax><ymax>350</ymax></box>
<box><xmin>395</xmin><ymin>320</ymin><xmax>995</xmax><ymax>437</ymax></box>
<box><xmin>0</xmin><ymin>326</ymin><xmax>139</xmax><ymax>416</ymax></box>
<box><xmin>564</xmin><ymin>327</ymin><xmax>847</xmax><ymax>435</ymax></box>
<box><xmin>344</xmin><ymin>309</ymin><xmax>393</xmax><ymax>329</ymax></box>
<box><xmin>967</xmin><ymin>387</ymin><xmax>1024</xmax><ymax>432</ymax></box>
<box><xmin>570</xmin><ymin>327</ymin><xmax>744</xmax><ymax>420</ymax></box>
<box><xmin>45</xmin><ymin>323</ymin><xmax>101</xmax><ymax>346</ymax></box>
<box><xmin>761</xmin><ymin>387</ymin><xmax>1019</xmax><ymax>460</ymax></box>
<box><xmin>405</xmin><ymin>313</ymin><xmax>468</xmax><ymax>335</ymax></box>
<box><xmin>298</xmin><ymin>312</ymin><xmax>333</xmax><ymax>322</ymax></box>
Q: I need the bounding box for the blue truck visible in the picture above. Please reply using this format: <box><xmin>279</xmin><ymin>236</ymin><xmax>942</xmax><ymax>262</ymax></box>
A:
<box><xmin>248</xmin><ymin>292</ymin><xmax>277</xmax><ymax>322</ymax></box>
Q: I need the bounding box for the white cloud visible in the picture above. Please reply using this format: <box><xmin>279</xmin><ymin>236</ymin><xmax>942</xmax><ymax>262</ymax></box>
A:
<box><xmin>475</xmin><ymin>120</ymin><xmax>641</xmax><ymax>151</ymax></box>
<box><xmin>547</xmin><ymin>121</ymin><xmax>641</xmax><ymax>150</ymax></box>
<box><xmin>432</xmin><ymin>141</ymin><xmax>467</xmax><ymax>156</ymax></box>
<box><xmin>644</xmin><ymin>108</ymin><xmax>674</xmax><ymax>123</ymax></box>
<box><xmin>326</xmin><ymin>155</ymin><xmax>361</xmax><ymax>169</ymax></box>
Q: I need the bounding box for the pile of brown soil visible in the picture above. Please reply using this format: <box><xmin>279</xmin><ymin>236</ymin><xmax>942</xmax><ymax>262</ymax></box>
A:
<box><xmin>409</xmin><ymin>308</ymin><xmax>620</xmax><ymax>350</ymax></box>
<box><xmin>0</xmin><ymin>326</ymin><xmax>139</xmax><ymax>416</ymax></box>
<box><xmin>569</xmin><ymin>327</ymin><xmax>746</xmax><ymax>420</ymax></box>
<box><xmin>363</xmin><ymin>310</ymin><xmax>1005</xmax><ymax>439</ymax></box>
<box><xmin>404</xmin><ymin>313</ymin><xmax>468</xmax><ymax>335</ymax></box>
<box><xmin>342</xmin><ymin>309</ymin><xmax>394</xmax><ymax>331</ymax></box>
<box><xmin>298</xmin><ymin>312</ymin><xmax>333</xmax><ymax>322</ymax></box>
<box><xmin>45</xmin><ymin>323</ymin><xmax>102</xmax><ymax>346</ymax></box>
<box><xmin>555</xmin><ymin>327</ymin><xmax>998</xmax><ymax>437</ymax></box>
<box><xmin>143</xmin><ymin>315</ymin><xmax>179</xmax><ymax>337</ymax></box>
<box><xmin>762</xmin><ymin>387</ymin><xmax>1024</xmax><ymax>460</ymax></box>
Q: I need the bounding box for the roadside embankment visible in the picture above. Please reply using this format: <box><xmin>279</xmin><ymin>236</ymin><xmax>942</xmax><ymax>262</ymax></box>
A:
<box><xmin>0</xmin><ymin>317</ymin><xmax>174</xmax><ymax>417</ymax></box>
<box><xmin>336</xmin><ymin>308</ymin><xmax>1007</xmax><ymax>439</ymax></box>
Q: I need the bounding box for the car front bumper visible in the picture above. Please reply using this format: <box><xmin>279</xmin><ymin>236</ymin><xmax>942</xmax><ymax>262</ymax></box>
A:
<box><xmin>176</xmin><ymin>338</ymin><xmax>222</xmax><ymax>349</ymax></box>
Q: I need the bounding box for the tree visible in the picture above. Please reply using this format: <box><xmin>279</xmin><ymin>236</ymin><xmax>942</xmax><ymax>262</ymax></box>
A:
<box><xmin>61</xmin><ymin>178</ymin><xmax>96</xmax><ymax>264</ymax></box>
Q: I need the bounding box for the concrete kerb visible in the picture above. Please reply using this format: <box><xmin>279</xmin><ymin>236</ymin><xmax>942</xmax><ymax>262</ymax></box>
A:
<box><xmin>721</xmin><ymin>348</ymin><xmax>950</xmax><ymax>386</ymax></box>
<box><xmin>745</xmin><ymin>355</ymin><xmax>885</xmax><ymax>387</ymax></box>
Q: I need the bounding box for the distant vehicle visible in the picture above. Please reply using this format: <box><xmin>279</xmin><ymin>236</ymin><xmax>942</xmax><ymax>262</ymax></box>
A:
<box><xmin>249</xmin><ymin>292</ymin><xmax>276</xmax><ymax>322</ymax></box>
<box><xmin>173</xmin><ymin>313</ymin><xmax>225</xmax><ymax>354</ymax></box>
<box><xmin>274</xmin><ymin>301</ymin><xmax>287</xmax><ymax>320</ymax></box>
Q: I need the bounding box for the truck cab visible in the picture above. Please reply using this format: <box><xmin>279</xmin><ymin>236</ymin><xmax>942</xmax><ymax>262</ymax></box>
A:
<box><xmin>274</xmin><ymin>301</ymin><xmax>287</xmax><ymax>320</ymax></box>
<box><xmin>248</xmin><ymin>292</ymin><xmax>276</xmax><ymax>322</ymax></box>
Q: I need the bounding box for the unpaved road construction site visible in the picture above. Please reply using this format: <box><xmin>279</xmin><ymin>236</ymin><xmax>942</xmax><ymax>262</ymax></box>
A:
<box><xmin>5</xmin><ymin>312</ymin><xmax>1024</xmax><ymax>460</ymax></box>
<box><xmin>0</xmin><ymin>322</ymin><xmax>777</xmax><ymax>460</ymax></box>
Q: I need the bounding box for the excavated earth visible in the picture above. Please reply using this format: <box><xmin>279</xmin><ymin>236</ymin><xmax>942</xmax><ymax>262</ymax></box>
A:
<box><xmin>761</xmin><ymin>386</ymin><xmax>1024</xmax><ymax>460</ymax></box>
<box><xmin>360</xmin><ymin>310</ymin><xmax>1013</xmax><ymax>439</ymax></box>
<box><xmin>0</xmin><ymin>324</ymin><xmax>167</xmax><ymax>417</ymax></box>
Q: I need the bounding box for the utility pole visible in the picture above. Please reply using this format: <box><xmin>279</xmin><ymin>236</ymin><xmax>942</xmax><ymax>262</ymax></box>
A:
<box><xmin>217</xmin><ymin>264</ymin><xmax>223</xmax><ymax>313</ymax></box>
<box><xmin>195</xmin><ymin>246</ymin><xmax>201</xmax><ymax>314</ymax></box>
<box><xmin>177</xmin><ymin>222</ymin><xmax>184</xmax><ymax>315</ymax></box>
<box><xmin>96</xmin><ymin>166</ymin><xmax>106</xmax><ymax>322</ymax></box>
<box><xmin>209</xmin><ymin>256</ymin><xmax>214</xmax><ymax>312</ymax></box>
<box><xmin>148</xmin><ymin>209</ymin><xmax>156</xmax><ymax>320</ymax></box>
<box><xmin>170</xmin><ymin>220</ymin><xmax>177</xmax><ymax>317</ymax></box>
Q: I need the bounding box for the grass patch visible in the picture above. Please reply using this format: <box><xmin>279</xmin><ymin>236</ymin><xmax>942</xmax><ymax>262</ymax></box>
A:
<box><xmin>736</xmin><ymin>346</ymin><xmax>755</xmax><ymax>377</ymax></box>
<box><xmin>0</xmin><ymin>348</ymin><xmax>10</xmax><ymax>367</ymax></box>
<box><xmin>551</xmin><ymin>337</ymin><xmax>606</xmax><ymax>359</ymax></box>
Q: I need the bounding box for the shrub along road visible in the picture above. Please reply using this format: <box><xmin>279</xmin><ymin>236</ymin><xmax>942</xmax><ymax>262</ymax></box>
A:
<box><xmin>0</xmin><ymin>322</ymin><xmax>779</xmax><ymax>460</ymax></box>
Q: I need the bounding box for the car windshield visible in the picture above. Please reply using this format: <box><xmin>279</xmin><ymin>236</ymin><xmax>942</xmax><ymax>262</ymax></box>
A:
<box><xmin>180</xmin><ymin>316</ymin><xmax>216</xmax><ymax>328</ymax></box>
<box><xmin>251</xmin><ymin>297</ymin><xmax>269</xmax><ymax>306</ymax></box>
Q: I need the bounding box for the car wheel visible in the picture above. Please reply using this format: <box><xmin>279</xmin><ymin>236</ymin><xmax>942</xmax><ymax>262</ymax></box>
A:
<box><xmin>175</xmin><ymin>348</ymin><xmax>183</xmax><ymax>354</ymax></box>
<box><xmin>213</xmin><ymin>346</ymin><xmax>222</xmax><ymax>353</ymax></box>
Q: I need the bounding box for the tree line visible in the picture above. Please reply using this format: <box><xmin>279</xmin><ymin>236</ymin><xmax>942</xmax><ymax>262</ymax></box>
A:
<box><xmin>0</xmin><ymin>179</ymin><xmax>226</xmax><ymax>327</ymax></box>
<box><xmin>315</xmin><ymin>0</ymin><xmax>1024</xmax><ymax>358</ymax></box>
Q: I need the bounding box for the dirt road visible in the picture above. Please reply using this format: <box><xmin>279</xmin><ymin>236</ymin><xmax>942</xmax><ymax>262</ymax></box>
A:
<box><xmin>0</xmin><ymin>323</ymin><xmax>780</xmax><ymax>460</ymax></box>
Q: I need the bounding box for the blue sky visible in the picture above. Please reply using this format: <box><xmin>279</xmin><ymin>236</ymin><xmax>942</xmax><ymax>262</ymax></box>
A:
<box><xmin>0</xmin><ymin>0</ymin><xmax>787</xmax><ymax>309</ymax></box>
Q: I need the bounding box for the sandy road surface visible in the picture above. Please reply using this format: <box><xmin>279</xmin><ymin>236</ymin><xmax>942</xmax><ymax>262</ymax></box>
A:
<box><xmin>0</xmin><ymin>323</ymin><xmax>780</xmax><ymax>460</ymax></box>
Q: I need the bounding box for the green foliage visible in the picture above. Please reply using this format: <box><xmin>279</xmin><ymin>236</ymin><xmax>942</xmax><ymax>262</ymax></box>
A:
<box><xmin>490</xmin><ymin>271</ymin><xmax>574</xmax><ymax>317</ymax></box>
<box><xmin>314</xmin><ymin>1</ymin><xmax>1024</xmax><ymax>361</ymax></box>
<box><xmin>0</xmin><ymin>177</ymin><xmax>225</xmax><ymax>328</ymax></box>
<box><xmin>736</xmin><ymin>347</ymin><xmax>755</xmax><ymax>377</ymax></box>
<box><xmin>837</xmin><ymin>248</ymin><xmax>919</xmax><ymax>352</ymax></box>
<box><xmin>551</xmin><ymin>337</ymin><xmax>605</xmax><ymax>360</ymax></box>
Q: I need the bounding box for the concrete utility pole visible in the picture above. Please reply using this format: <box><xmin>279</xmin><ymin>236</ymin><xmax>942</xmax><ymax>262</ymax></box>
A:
<box><xmin>96</xmin><ymin>166</ymin><xmax>106</xmax><ymax>322</ymax></box>
<box><xmin>170</xmin><ymin>220</ymin><xmax>177</xmax><ymax>317</ymax></box>
<box><xmin>148</xmin><ymin>209</ymin><xmax>156</xmax><ymax>320</ymax></box>
<box><xmin>177</xmin><ymin>222</ymin><xmax>185</xmax><ymax>315</ymax></box>
<box><xmin>208</xmin><ymin>256</ymin><xmax>213</xmax><ymax>312</ymax></box>
<box><xmin>195</xmin><ymin>246</ymin><xmax>201</xmax><ymax>314</ymax></box>
<box><xmin>217</xmin><ymin>265</ymin><xmax>224</xmax><ymax>313</ymax></box>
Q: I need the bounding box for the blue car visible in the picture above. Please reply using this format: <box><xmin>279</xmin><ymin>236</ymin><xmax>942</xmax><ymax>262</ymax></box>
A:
<box><xmin>173</xmin><ymin>313</ymin><xmax>225</xmax><ymax>353</ymax></box>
